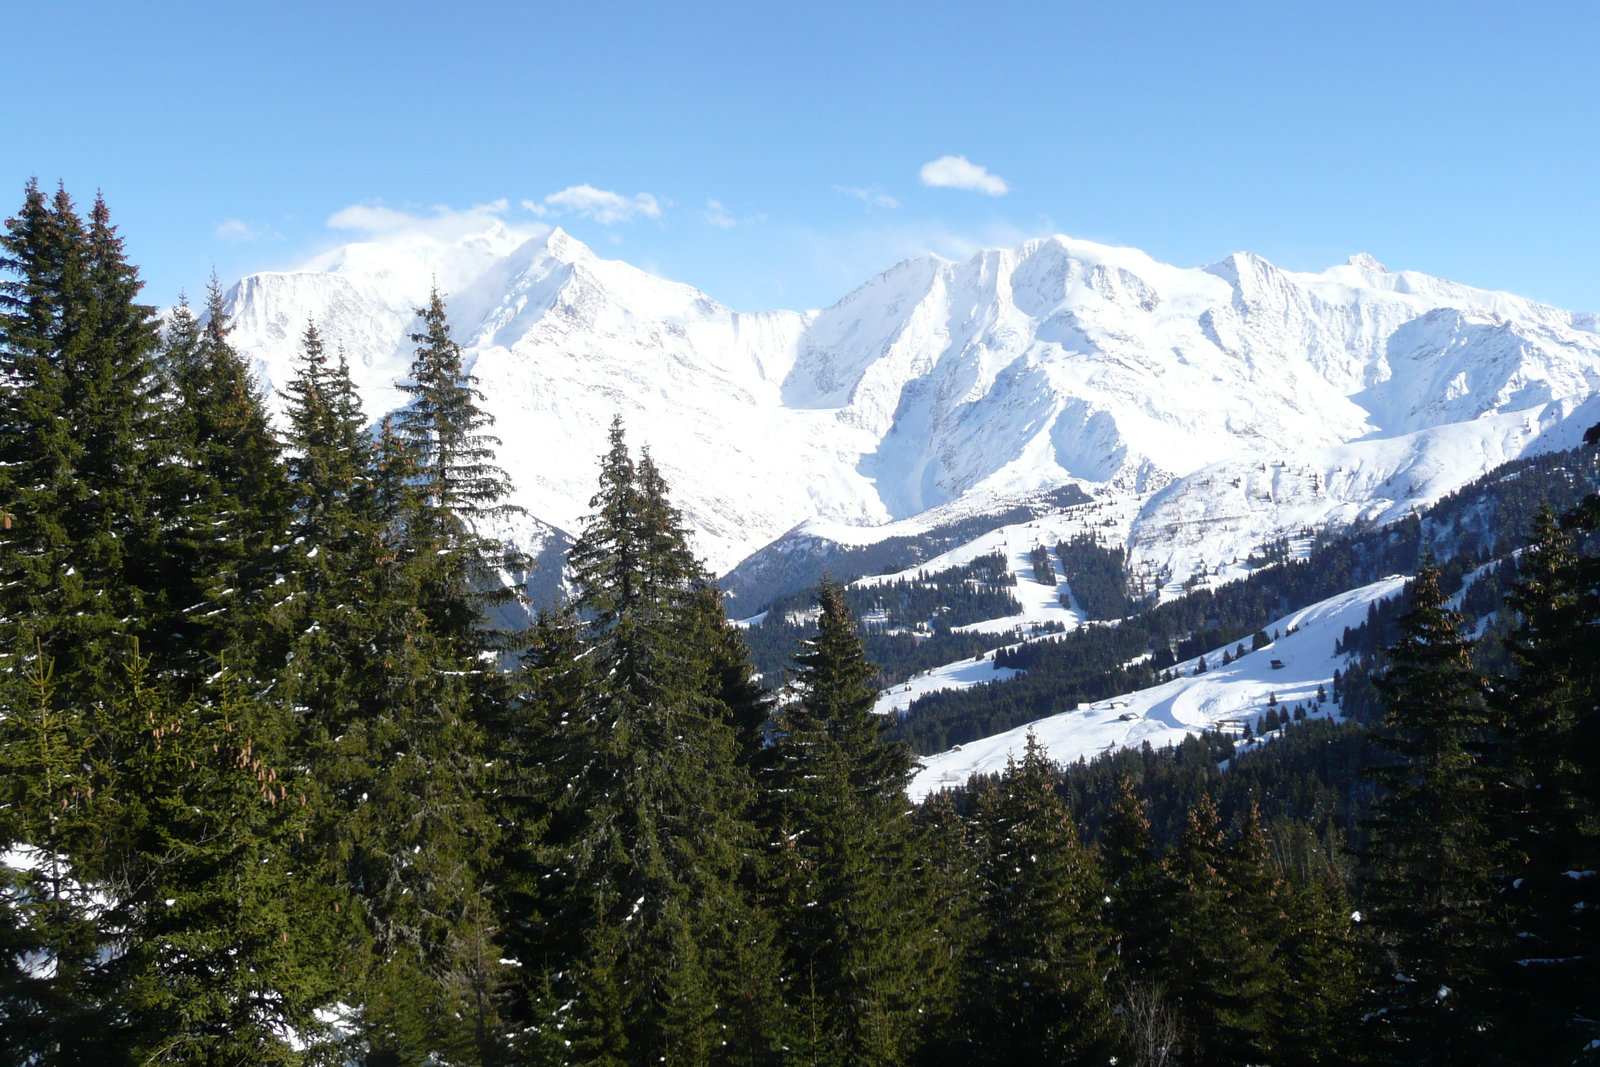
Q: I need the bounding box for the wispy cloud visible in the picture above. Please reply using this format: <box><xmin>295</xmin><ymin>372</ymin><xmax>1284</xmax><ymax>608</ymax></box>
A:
<box><xmin>215</xmin><ymin>218</ymin><xmax>275</xmax><ymax>242</ymax></box>
<box><xmin>789</xmin><ymin>216</ymin><xmax>1054</xmax><ymax>300</ymax></box>
<box><xmin>834</xmin><ymin>186</ymin><xmax>901</xmax><ymax>209</ymax></box>
<box><xmin>525</xmin><ymin>185</ymin><xmax>662</xmax><ymax>225</ymax></box>
<box><xmin>325</xmin><ymin>199</ymin><xmax>520</xmax><ymax>240</ymax></box>
<box><xmin>704</xmin><ymin>199</ymin><xmax>737</xmax><ymax>228</ymax></box>
<box><xmin>918</xmin><ymin>155</ymin><xmax>1009</xmax><ymax>196</ymax></box>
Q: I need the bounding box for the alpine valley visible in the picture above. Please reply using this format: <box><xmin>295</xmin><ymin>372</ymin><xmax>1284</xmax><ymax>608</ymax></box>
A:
<box><xmin>10</xmin><ymin>182</ymin><xmax>1600</xmax><ymax>1065</ymax></box>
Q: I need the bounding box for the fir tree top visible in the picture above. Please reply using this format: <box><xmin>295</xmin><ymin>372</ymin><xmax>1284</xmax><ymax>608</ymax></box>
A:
<box><xmin>394</xmin><ymin>286</ymin><xmax>515</xmax><ymax>523</ymax></box>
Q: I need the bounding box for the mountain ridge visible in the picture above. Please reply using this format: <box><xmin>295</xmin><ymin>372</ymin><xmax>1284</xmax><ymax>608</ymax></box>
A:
<box><xmin>220</xmin><ymin>225</ymin><xmax>1600</xmax><ymax>598</ymax></box>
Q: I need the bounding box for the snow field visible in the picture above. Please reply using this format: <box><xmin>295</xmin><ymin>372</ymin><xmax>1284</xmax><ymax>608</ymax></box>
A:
<box><xmin>861</xmin><ymin>500</ymin><xmax>1157</xmax><ymax>713</ymax></box>
<box><xmin>906</xmin><ymin>575</ymin><xmax>1408</xmax><ymax>799</ymax></box>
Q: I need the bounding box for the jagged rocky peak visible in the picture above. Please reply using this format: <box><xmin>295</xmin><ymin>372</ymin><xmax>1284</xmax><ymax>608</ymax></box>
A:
<box><xmin>222</xmin><ymin>224</ymin><xmax>1600</xmax><ymax>584</ymax></box>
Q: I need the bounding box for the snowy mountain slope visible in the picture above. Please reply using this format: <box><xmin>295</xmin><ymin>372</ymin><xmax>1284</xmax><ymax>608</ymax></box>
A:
<box><xmin>1128</xmin><ymin>396</ymin><xmax>1600</xmax><ymax>591</ymax></box>
<box><xmin>906</xmin><ymin>575</ymin><xmax>1409</xmax><ymax>799</ymax></box>
<box><xmin>222</xmin><ymin>225</ymin><xmax>1600</xmax><ymax>582</ymax></box>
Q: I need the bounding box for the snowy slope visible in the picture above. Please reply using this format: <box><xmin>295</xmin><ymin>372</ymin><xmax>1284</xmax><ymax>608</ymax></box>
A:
<box><xmin>223</xmin><ymin>227</ymin><xmax>1600</xmax><ymax>581</ymax></box>
<box><xmin>906</xmin><ymin>576</ymin><xmax>1409</xmax><ymax>799</ymax></box>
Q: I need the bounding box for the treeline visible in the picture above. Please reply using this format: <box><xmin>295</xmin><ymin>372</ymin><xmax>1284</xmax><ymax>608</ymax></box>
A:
<box><xmin>3</xmin><ymin>183</ymin><xmax>1597</xmax><ymax>1066</ymax></box>
<box><xmin>740</xmin><ymin>552</ymin><xmax>1022</xmax><ymax>689</ymax></box>
<box><xmin>719</xmin><ymin>485</ymin><xmax>1090</xmax><ymax>610</ymax></box>
<box><xmin>944</xmin><ymin>513</ymin><xmax>1600</xmax><ymax>1062</ymax></box>
<box><xmin>889</xmin><ymin>446</ymin><xmax>1600</xmax><ymax>756</ymax></box>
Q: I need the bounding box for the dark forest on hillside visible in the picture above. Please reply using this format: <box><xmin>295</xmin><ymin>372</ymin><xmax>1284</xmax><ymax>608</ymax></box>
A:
<box><xmin>1</xmin><ymin>184</ymin><xmax>1597</xmax><ymax>1066</ymax></box>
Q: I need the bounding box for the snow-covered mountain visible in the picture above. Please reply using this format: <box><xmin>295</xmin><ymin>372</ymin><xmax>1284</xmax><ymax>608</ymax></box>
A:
<box><xmin>223</xmin><ymin>226</ymin><xmax>1600</xmax><ymax>594</ymax></box>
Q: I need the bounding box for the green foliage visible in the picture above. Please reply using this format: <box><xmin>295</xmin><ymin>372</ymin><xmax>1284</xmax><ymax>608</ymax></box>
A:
<box><xmin>0</xmin><ymin>646</ymin><xmax>346</xmax><ymax>1065</ymax></box>
<box><xmin>945</xmin><ymin>735</ymin><xmax>1115</xmax><ymax>1065</ymax></box>
<box><xmin>1055</xmin><ymin>532</ymin><xmax>1134</xmax><ymax>619</ymax></box>
<box><xmin>1485</xmin><ymin>501</ymin><xmax>1600</xmax><ymax>1060</ymax></box>
<box><xmin>1358</xmin><ymin>562</ymin><xmax>1501</xmax><ymax>1061</ymax></box>
<box><xmin>5</xmin><ymin>180</ymin><xmax>1600</xmax><ymax>1066</ymax></box>
<box><xmin>149</xmin><ymin>275</ymin><xmax>290</xmax><ymax>671</ymax></box>
<box><xmin>0</xmin><ymin>183</ymin><xmax>163</xmax><ymax>706</ymax></box>
<box><xmin>515</xmin><ymin>422</ymin><xmax>782</xmax><ymax>1066</ymax></box>
<box><xmin>762</xmin><ymin>580</ymin><xmax>929</xmax><ymax>1066</ymax></box>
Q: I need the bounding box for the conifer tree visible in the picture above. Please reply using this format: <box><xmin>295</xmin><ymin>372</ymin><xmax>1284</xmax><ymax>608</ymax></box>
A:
<box><xmin>270</xmin><ymin>320</ymin><xmax>381</xmax><ymax>766</ymax></box>
<box><xmin>1096</xmin><ymin>776</ymin><xmax>1190</xmax><ymax>1065</ymax></box>
<box><xmin>1100</xmin><ymin>775</ymin><xmax>1177</xmax><ymax>984</ymax></box>
<box><xmin>909</xmin><ymin>790</ymin><xmax>983</xmax><ymax>1059</ymax></box>
<box><xmin>273</xmin><ymin>319</ymin><xmax>510</xmax><ymax>1064</ymax></box>
<box><xmin>763</xmin><ymin>578</ymin><xmax>928</xmax><ymax>1066</ymax></box>
<box><xmin>0</xmin><ymin>645</ymin><xmax>117</xmax><ymax>1062</ymax></box>
<box><xmin>533</xmin><ymin>420</ymin><xmax>778</xmax><ymax>1066</ymax></box>
<box><xmin>951</xmin><ymin>734</ymin><xmax>1115</xmax><ymax>1065</ymax></box>
<box><xmin>378</xmin><ymin>297</ymin><xmax>525</xmax><ymax>1063</ymax></box>
<box><xmin>1488</xmin><ymin>504</ymin><xmax>1600</xmax><ymax>1059</ymax></box>
<box><xmin>94</xmin><ymin>655</ymin><xmax>346</xmax><ymax>1063</ymax></box>
<box><xmin>1163</xmin><ymin>795</ymin><xmax>1279</xmax><ymax>1067</ymax></box>
<box><xmin>151</xmin><ymin>274</ymin><xmax>289</xmax><ymax>670</ymax></box>
<box><xmin>490</xmin><ymin>605</ymin><xmax>589</xmax><ymax>1060</ymax></box>
<box><xmin>1358</xmin><ymin>561</ymin><xmax>1500</xmax><ymax>1061</ymax></box>
<box><xmin>1269</xmin><ymin>823</ymin><xmax>1363</xmax><ymax>1066</ymax></box>
<box><xmin>0</xmin><ymin>183</ymin><xmax>162</xmax><ymax>702</ymax></box>
<box><xmin>393</xmin><ymin>285</ymin><xmax>523</xmax><ymax>648</ymax></box>
<box><xmin>0</xmin><ymin>644</ymin><xmax>347</xmax><ymax>1065</ymax></box>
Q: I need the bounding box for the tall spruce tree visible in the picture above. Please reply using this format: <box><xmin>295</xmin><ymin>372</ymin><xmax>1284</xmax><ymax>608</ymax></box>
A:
<box><xmin>531</xmin><ymin>420</ymin><xmax>779</xmax><ymax>1067</ymax></box>
<box><xmin>949</xmin><ymin>734</ymin><xmax>1115</xmax><ymax>1066</ymax></box>
<box><xmin>330</xmin><ymin>314</ymin><xmax>515</xmax><ymax>1063</ymax></box>
<box><xmin>762</xmin><ymin>578</ymin><xmax>928</xmax><ymax>1067</ymax></box>
<box><xmin>0</xmin><ymin>642</ymin><xmax>348</xmax><ymax>1065</ymax></box>
<box><xmin>1162</xmin><ymin>795</ymin><xmax>1279</xmax><ymax>1067</ymax></box>
<box><xmin>0</xmin><ymin>183</ymin><xmax>162</xmax><ymax>701</ymax></box>
<box><xmin>151</xmin><ymin>274</ymin><xmax>289</xmax><ymax>671</ymax></box>
<box><xmin>1358</xmin><ymin>561</ymin><xmax>1502</xmax><ymax>1062</ymax></box>
<box><xmin>909</xmin><ymin>789</ymin><xmax>982</xmax><ymax>1062</ymax></box>
<box><xmin>90</xmin><ymin>654</ymin><xmax>345</xmax><ymax>1064</ymax></box>
<box><xmin>0</xmin><ymin>644</ymin><xmax>119</xmax><ymax>1063</ymax></box>
<box><xmin>392</xmin><ymin>285</ymin><xmax>523</xmax><ymax>648</ymax></box>
<box><xmin>1268</xmin><ymin>822</ymin><xmax>1363</xmax><ymax>1067</ymax></box>
<box><xmin>1099</xmin><ymin>774</ymin><xmax>1178</xmax><ymax>982</ymax></box>
<box><xmin>1485</xmin><ymin>495</ymin><xmax>1600</xmax><ymax>1061</ymax></box>
<box><xmin>489</xmin><ymin>605</ymin><xmax>589</xmax><ymax>1060</ymax></box>
<box><xmin>1556</xmin><ymin>446</ymin><xmax>1600</xmax><ymax>1063</ymax></box>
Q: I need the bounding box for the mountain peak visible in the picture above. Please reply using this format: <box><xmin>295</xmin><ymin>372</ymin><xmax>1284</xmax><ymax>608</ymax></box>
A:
<box><xmin>541</xmin><ymin>225</ymin><xmax>609</xmax><ymax>266</ymax></box>
<box><xmin>222</xmin><ymin>228</ymin><xmax>1600</xmax><ymax>578</ymax></box>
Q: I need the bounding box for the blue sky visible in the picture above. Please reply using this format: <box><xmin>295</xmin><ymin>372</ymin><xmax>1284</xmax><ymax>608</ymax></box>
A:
<box><xmin>8</xmin><ymin>0</ymin><xmax>1600</xmax><ymax>313</ymax></box>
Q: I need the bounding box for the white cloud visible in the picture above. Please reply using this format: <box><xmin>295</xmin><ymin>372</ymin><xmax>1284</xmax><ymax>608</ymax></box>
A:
<box><xmin>215</xmin><ymin>218</ymin><xmax>273</xmax><ymax>241</ymax></box>
<box><xmin>704</xmin><ymin>199</ymin><xmax>737</xmax><ymax>228</ymax></box>
<box><xmin>325</xmin><ymin>199</ymin><xmax>516</xmax><ymax>241</ymax></box>
<box><xmin>834</xmin><ymin>186</ymin><xmax>902</xmax><ymax>209</ymax></box>
<box><xmin>537</xmin><ymin>185</ymin><xmax>662</xmax><ymax>225</ymax></box>
<box><xmin>918</xmin><ymin>156</ymin><xmax>1009</xmax><ymax>196</ymax></box>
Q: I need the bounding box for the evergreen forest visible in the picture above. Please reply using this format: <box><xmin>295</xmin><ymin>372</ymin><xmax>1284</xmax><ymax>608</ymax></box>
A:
<box><xmin>2</xmin><ymin>183</ymin><xmax>1598</xmax><ymax>1065</ymax></box>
